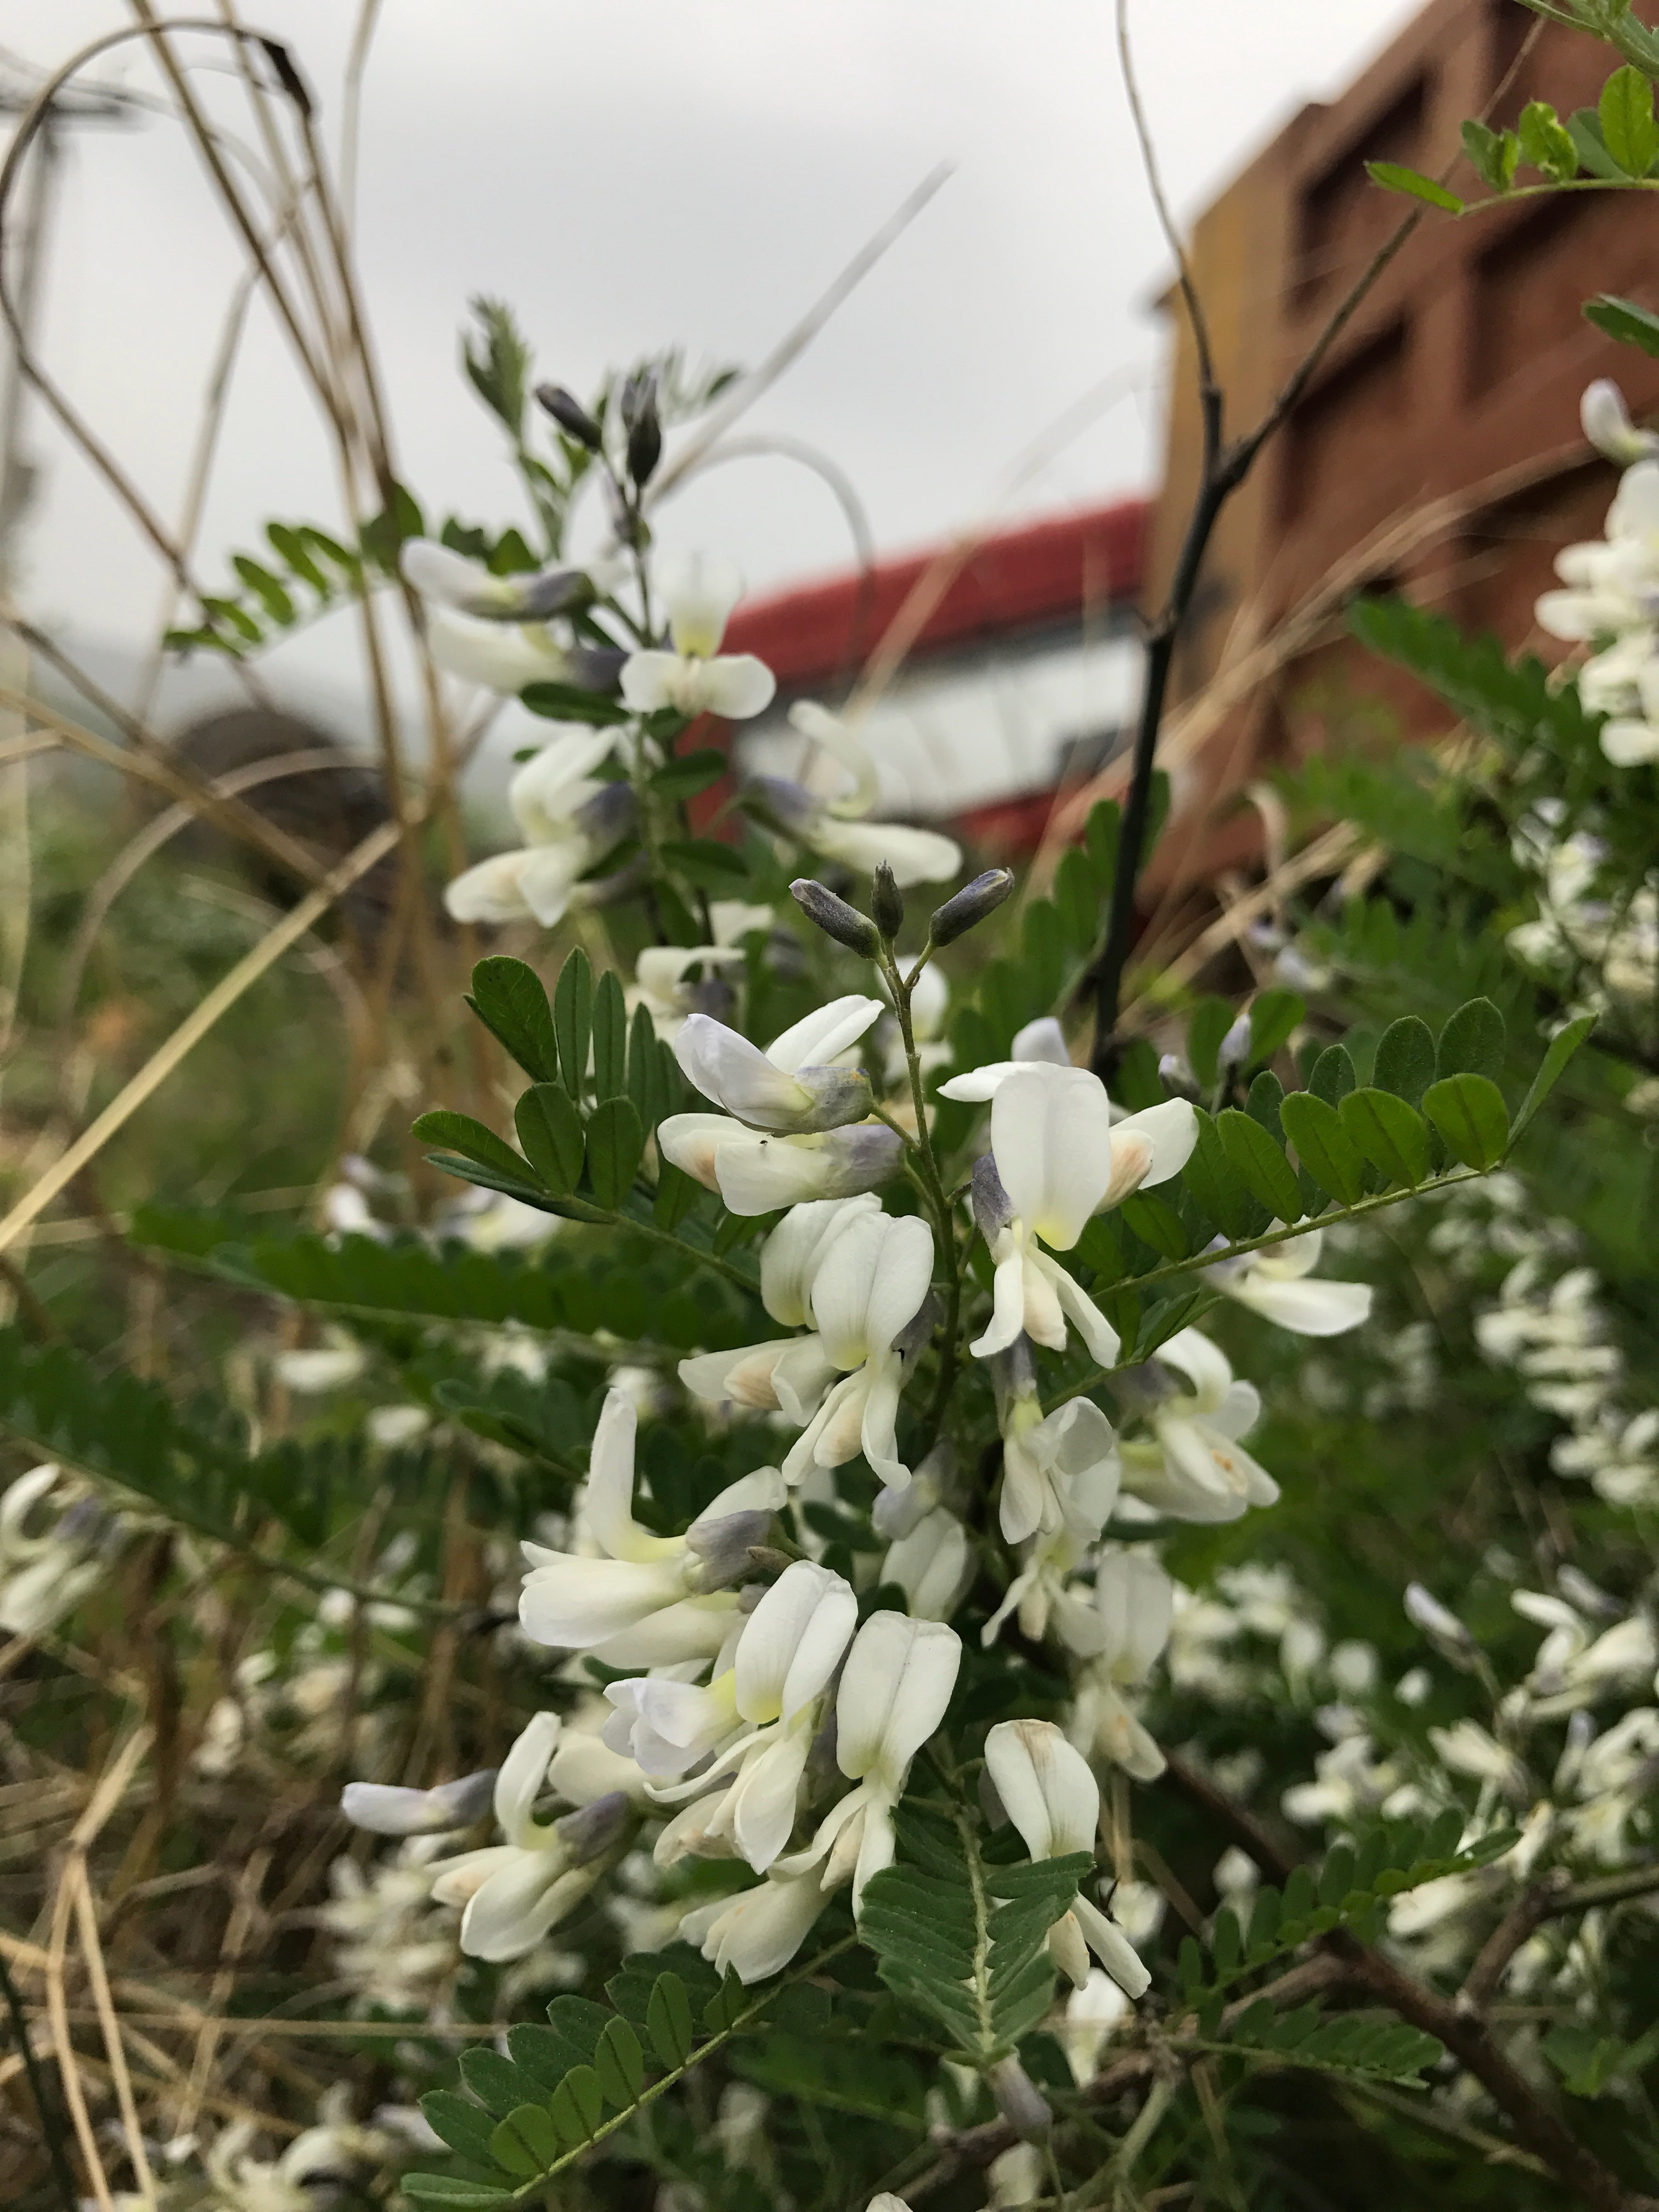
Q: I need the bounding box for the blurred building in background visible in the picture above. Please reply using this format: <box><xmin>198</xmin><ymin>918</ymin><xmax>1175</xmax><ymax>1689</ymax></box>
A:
<box><xmin>725</xmin><ymin>501</ymin><xmax>1147</xmax><ymax>855</ymax></box>
<box><xmin>1141</xmin><ymin>0</ymin><xmax>1659</xmax><ymax>899</ymax></box>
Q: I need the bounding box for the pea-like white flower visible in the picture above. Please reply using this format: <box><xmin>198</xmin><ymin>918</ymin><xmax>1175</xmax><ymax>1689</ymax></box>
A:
<box><xmin>783</xmin><ymin>1610</ymin><xmax>962</xmax><ymax>1908</ymax></box>
<box><xmin>0</xmin><ymin>1464</ymin><xmax>107</xmax><ymax>1637</ymax></box>
<box><xmin>621</xmin><ymin>552</ymin><xmax>777</xmax><ymax>720</ymax></box>
<box><xmin>679</xmin><ymin>1865</ymin><xmax>833</xmax><ymax>1983</ymax></box>
<box><xmin>780</xmin><ymin>1211</ymin><xmax>936</xmax><ymax>1489</ymax></box>
<box><xmin>443</xmin><ymin>730</ymin><xmax>633</xmax><ymax>927</ymax></box>
<box><xmin>1582</xmin><ymin>379</ymin><xmax>1659</xmax><ymax>467</ymax></box>
<box><xmin>674</xmin><ymin>996</ymin><xmax>883</xmax><ymax>1132</ymax></box>
<box><xmin>983</xmin><ymin>1720</ymin><xmax>1149</xmax><ymax>1997</ymax></box>
<box><xmin>341</xmin><ymin>1767</ymin><xmax>498</xmax><ymax>1836</ymax></box>
<box><xmin>882</xmin><ymin>1506</ymin><xmax>973</xmax><ymax>1621</ymax></box>
<box><xmin>679</xmin><ymin>1195</ymin><xmax>878</xmax><ymax>1422</ymax></box>
<box><xmin>644</xmin><ymin>1561</ymin><xmax>859</xmax><ymax>1871</ymax></box>
<box><xmin>658</xmin><ymin>1088</ymin><xmax>905</xmax><ymax>1215</ymax></box>
<box><xmin>752</xmin><ymin>699</ymin><xmax>963</xmax><ymax>886</ymax></box>
<box><xmin>1064</xmin><ymin>1548</ymin><xmax>1174</xmax><ymax>1781</ymax></box>
<box><xmin>1113</xmin><ymin>1329</ymin><xmax>1278</xmax><ymax>1523</ymax></box>
<box><xmin>518</xmin><ymin>1390</ymin><xmax>783</xmax><ymax>1663</ymax></box>
<box><xmin>998</xmin><ymin>1386</ymin><xmax>1119</xmax><ymax>1548</ymax></box>
<box><xmin>1209</xmin><ymin>1227</ymin><xmax>1373</xmax><ymax>1336</ymax></box>
<box><xmin>968</xmin><ymin>1068</ymin><xmax>1196</xmax><ymax>1367</ymax></box>
<box><xmin>630</xmin><ymin>944</ymin><xmax>748</xmax><ymax>1042</ymax></box>
<box><xmin>422</xmin><ymin>1713</ymin><xmax>637</xmax><ymax>1960</ymax></box>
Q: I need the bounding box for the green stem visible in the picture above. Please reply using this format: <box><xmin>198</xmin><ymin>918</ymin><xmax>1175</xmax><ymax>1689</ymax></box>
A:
<box><xmin>877</xmin><ymin>940</ymin><xmax>963</xmax><ymax>1451</ymax></box>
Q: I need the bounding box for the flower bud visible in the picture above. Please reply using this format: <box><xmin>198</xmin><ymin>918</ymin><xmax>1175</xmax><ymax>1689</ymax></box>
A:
<box><xmin>535</xmin><ymin>382</ymin><xmax>602</xmax><ymax>449</ymax></box>
<box><xmin>1217</xmin><ymin>1012</ymin><xmax>1253</xmax><ymax>1073</ymax></box>
<box><xmin>685</xmin><ymin>1508</ymin><xmax>774</xmax><ymax>1592</ymax></box>
<box><xmin>986</xmin><ymin>2054</ymin><xmax>1052</xmax><ymax>2138</ymax></box>
<box><xmin>554</xmin><ymin>1789</ymin><xmax>634</xmax><ymax>1865</ymax></box>
<box><xmin>341</xmin><ymin>1767</ymin><xmax>498</xmax><ymax>1836</ymax></box>
<box><xmin>790</xmin><ymin>878</ymin><xmax>879</xmax><ymax>956</ymax></box>
<box><xmin>1404</xmin><ymin>1580</ymin><xmax>1479</xmax><ymax>1667</ymax></box>
<box><xmin>1158</xmin><ymin>1052</ymin><xmax>1200</xmax><ymax>1101</ymax></box>
<box><xmin>627</xmin><ymin>378</ymin><xmax>663</xmax><ymax>488</ymax></box>
<box><xmin>871</xmin><ymin>862</ymin><xmax>905</xmax><ymax>941</ymax></box>
<box><xmin>1582</xmin><ymin>378</ymin><xmax>1659</xmax><ymax>466</ymax></box>
<box><xmin>928</xmin><ymin>867</ymin><xmax>1013</xmax><ymax>946</ymax></box>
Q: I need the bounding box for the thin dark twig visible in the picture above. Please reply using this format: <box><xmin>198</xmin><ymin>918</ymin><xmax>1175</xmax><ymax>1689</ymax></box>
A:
<box><xmin>1088</xmin><ymin>11</ymin><xmax>1547</xmax><ymax>1073</ymax></box>
<box><xmin>0</xmin><ymin>1940</ymin><xmax>81</xmax><ymax>2212</ymax></box>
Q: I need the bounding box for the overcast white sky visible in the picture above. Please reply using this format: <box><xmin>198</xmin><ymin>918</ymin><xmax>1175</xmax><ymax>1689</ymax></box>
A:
<box><xmin>7</xmin><ymin>0</ymin><xmax>1424</xmax><ymax>726</ymax></box>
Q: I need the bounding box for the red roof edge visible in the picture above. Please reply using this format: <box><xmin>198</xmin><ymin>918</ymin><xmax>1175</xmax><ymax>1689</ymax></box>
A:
<box><xmin>722</xmin><ymin>497</ymin><xmax>1149</xmax><ymax>695</ymax></box>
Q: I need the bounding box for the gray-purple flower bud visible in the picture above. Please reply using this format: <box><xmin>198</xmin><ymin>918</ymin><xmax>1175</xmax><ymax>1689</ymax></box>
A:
<box><xmin>1158</xmin><ymin>1052</ymin><xmax>1200</xmax><ymax>1102</ymax></box>
<box><xmin>535</xmin><ymin>383</ymin><xmax>602</xmax><ymax>449</ymax></box>
<box><xmin>341</xmin><ymin>1767</ymin><xmax>498</xmax><ymax>1836</ymax></box>
<box><xmin>685</xmin><ymin>1508</ymin><xmax>774</xmax><ymax>1593</ymax></box>
<box><xmin>790</xmin><ymin>878</ymin><xmax>880</xmax><ymax>956</ymax></box>
<box><xmin>870</xmin><ymin>862</ymin><xmax>905</xmax><ymax>941</ymax></box>
<box><xmin>971</xmin><ymin>1152</ymin><xmax>1015</xmax><ymax>1242</ymax></box>
<box><xmin>987</xmin><ymin>2055</ymin><xmax>1052</xmax><ymax>2138</ymax></box>
<box><xmin>554</xmin><ymin>1790</ymin><xmax>634</xmax><ymax>1866</ymax></box>
<box><xmin>928</xmin><ymin>867</ymin><xmax>1013</xmax><ymax>947</ymax></box>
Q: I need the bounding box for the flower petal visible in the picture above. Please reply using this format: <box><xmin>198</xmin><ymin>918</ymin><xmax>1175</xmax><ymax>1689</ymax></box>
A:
<box><xmin>992</xmin><ymin>1068</ymin><xmax>1116</xmax><ymax>1250</ymax></box>
<box><xmin>444</xmin><ymin>851</ymin><xmax>534</xmax><ymax>926</ymax></box>
<box><xmin>759</xmin><ymin>1194</ymin><xmax>882</xmax><ymax>1327</ymax></box>
<box><xmin>765</xmin><ymin>995</ymin><xmax>885</xmax><ymax>1075</ymax></box>
<box><xmin>811</xmin><ymin>816</ymin><xmax>963</xmax><ymax>887</ymax></box>
<box><xmin>701</xmin><ymin>654</ymin><xmax>778</xmax><ymax>720</ymax></box>
<box><xmin>836</xmin><ymin>1613</ymin><xmax>961</xmax><ymax>1785</ymax></box>
<box><xmin>985</xmin><ymin>1718</ymin><xmax>1100</xmax><ymax>1860</ymax></box>
<box><xmin>494</xmin><ymin>1711</ymin><xmax>563</xmax><ymax>1839</ymax></box>
<box><xmin>662</xmin><ymin>551</ymin><xmax>744</xmax><ymax>659</ymax></box>
<box><xmin>428</xmin><ymin>608</ymin><xmax>565</xmax><ymax>693</ymax></box>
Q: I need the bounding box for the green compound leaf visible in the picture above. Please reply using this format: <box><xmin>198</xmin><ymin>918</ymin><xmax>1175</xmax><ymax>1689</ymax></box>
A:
<box><xmin>1338</xmin><ymin>1087</ymin><xmax>1431</xmax><ymax>1188</ymax></box>
<box><xmin>1420</xmin><ymin>1072</ymin><xmax>1509</xmax><ymax>1171</ymax></box>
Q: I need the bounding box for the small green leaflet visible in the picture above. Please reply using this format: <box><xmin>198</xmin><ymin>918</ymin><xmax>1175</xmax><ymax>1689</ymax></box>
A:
<box><xmin>1366</xmin><ymin>161</ymin><xmax>1461</xmax><ymax>212</ymax></box>
<box><xmin>1599</xmin><ymin>64</ymin><xmax>1659</xmax><ymax>179</ymax></box>
<box><xmin>1584</xmin><ymin>294</ymin><xmax>1659</xmax><ymax>358</ymax></box>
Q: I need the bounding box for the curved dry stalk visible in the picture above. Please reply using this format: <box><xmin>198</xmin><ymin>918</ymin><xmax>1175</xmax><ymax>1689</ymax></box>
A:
<box><xmin>0</xmin><ymin>811</ymin><xmax>407</xmax><ymax>1257</ymax></box>
<box><xmin>339</xmin><ymin>0</ymin><xmax>386</xmax><ymax>225</ymax></box>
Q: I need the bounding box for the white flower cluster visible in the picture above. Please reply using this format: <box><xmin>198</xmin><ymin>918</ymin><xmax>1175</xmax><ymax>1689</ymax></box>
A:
<box><xmin>337</xmin><ymin>1018</ymin><xmax>1374</xmax><ymax>1999</ymax></box>
<box><xmin>410</xmin><ymin>545</ymin><xmax>964</xmax><ymax>933</ymax></box>
<box><xmin>1537</xmin><ymin>379</ymin><xmax>1659</xmax><ymax>767</ymax></box>
<box><xmin>1505</xmin><ymin>809</ymin><xmax>1658</xmax><ymax>1011</ymax></box>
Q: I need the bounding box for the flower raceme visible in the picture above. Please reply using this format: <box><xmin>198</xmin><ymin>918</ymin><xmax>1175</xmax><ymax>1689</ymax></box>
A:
<box><xmin>673</xmin><ymin>996</ymin><xmax>883</xmax><ymax>1132</ymax></box>
<box><xmin>442</xmin><ymin>730</ymin><xmax>632</xmax><ymax>928</ymax></box>
<box><xmin>960</xmin><ymin>1064</ymin><xmax>1197</xmax><ymax>1367</ymax></box>
<box><xmin>518</xmin><ymin>1390</ymin><xmax>783</xmax><ymax>1664</ymax></box>
<box><xmin>984</xmin><ymin>1719</ymin><xmax>1150</xmax><ymax>1997</ymax></box>
<box><xmin>620</xmin><ymin>551</ymin><xmax>777</xmax><ymax>720</ymax></box>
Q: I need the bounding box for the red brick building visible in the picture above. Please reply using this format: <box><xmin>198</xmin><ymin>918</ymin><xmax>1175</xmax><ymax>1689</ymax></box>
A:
<box><xmin>1137</xmin><ymin>0</ymin><xmax>1659</xmax><ymax>893</ymax></box>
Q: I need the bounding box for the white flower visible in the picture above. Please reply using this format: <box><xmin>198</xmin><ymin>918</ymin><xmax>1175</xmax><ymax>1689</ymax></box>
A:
<box><xmin>1113</xmin><ymin>1329</ymin><xmax>1278</xmax><ymax>1523</ymax></box>
<box><xmin>674</xmin><ymin>997</ymin><xmax>882</xmax><ymax>1132</ymax></box>
<box><xmin>424</xmin><ymin>1713</ymin><xmax>635</xmax><ymax>1960</ymax></box>
<box><xmin>643</xmin><ymin>1561</ymin><xmax>859</xmax><ymax>1871</ymax></box>
<box><xmin>518</xmin><ymin>1390</ymin><xmax>783</xmax><ymax>1663</ymax></box>
<box><xmin>757</xmin><ymin>698</ymin><xmax>962</xmax><ymax>885</ymax></box>
<box><xmin>658</xmin><ymin>1113</ymin><xmax>905</xmax><ymax>1216</ymax></box>
<box><xmin>622</xmin><ymin>552</ymin><xmax>776</xmax><ymax>719</ymax></box>
<box><xmin>678</xmin><ymin>1195</ymin><xmax>879</xmax><ymax>1420</ymax></box>
<box><xmin>1065</xmin><ymin>1548</ymin><xmax>1174</xmax><ymax>1781</ymax></box>
<box><xmin>882</xmin><ymin>1506</ymin><xmax>973</xmax><ymax>1620</ymax></box>
<box><xmin>1582</xmin><ymin>380</ymin><xmax>1659</xmax><ymax>467</ymax></box>
<box><xmin>444</xmin><ymin>730</ymin><xmax>631</xmax><ymax>927</ymax></box>
<box><xmin>0</xmin><ymin>1465</ymin><xmax>106</xmax><ymax>1637</ymax></box>
<box><xmin>1426</xmin><ymin>1719</ymin><xmax>1527</xmax><ymax>1797</ymax></box>
<box><xmin>342</xmin><ymin>1768</ymin><xmax>497</xmax><ymax>1836</ymax></box>
<box><xmin>680</xmin><ymin>1866</ymin><xmax>832</xmax><ymax>1982</ymax></box>
<box><xmin>1209</xmin><ymin>1227</ymin><xmax>1373</xmax><ymax>1336</ymax></box>
<box><xmin>630</xmin><ymin>944</ymin><xmax>748</xmax><ymax>1041</ymax></box>
<box><xmin>783</xmin><ymin>1611</ymin><xmax>962</xmax><ymax>1908</ymax></box>
<box><xmin>780</xmin><ymin>1211</ymin><xmax>935</xmax><ymax>1489</ymax></box>
<box><xmin>1057</xmin><ymin>1969</ymin><xmax>1131</xmax><ymax>2084</ymax></box>
<box><xmin>274</xmin><ymin>1329</ymin><xmax>365</xmax><ymax>1392</ymax></box>
<box><xmin>968</xmin><ymin>1069</ymin><xmax>1195</xmax><ymax>1366</ymax></box>
<box><xmin>998</xmin><ymin>1388</ymin><xmax>1118</xmax><ymax>1548</ymax></box>
<box><xmin>984</xmin><ymin>1720</ymin><xmax>1149</xmax><ymax>1997</ymax></box>
<box><xmin>427</xmin><ymin>608</ymin><xmax>574</xmax><ymax>694</ymax></box>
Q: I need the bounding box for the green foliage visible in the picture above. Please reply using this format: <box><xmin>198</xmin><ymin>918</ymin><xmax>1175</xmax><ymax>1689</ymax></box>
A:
<box><xmin>1366</xmin><ymin>161</ymin><xmax>1462</xmax><ymax>212</ymax></box>
<box><xmin>860</xmin><ymin>1808</ymin><xmax>1091</xmax><ymax>2063</ymax></box>
<box><xmin>1584</xmin><ymin>292</ymin><xmax>1659</xmax><ymax>356</ymax></box>
<box><xmin>1598</xmin><ymin>65</ymin><xmax>1659</xmax><ymax>177</ymax></box>
<box><xmin>1346</xmin><ymin>596</ymin><xmax>1601</xmax><ymax>759</ymax></box>
<box><xmin>404</xmin><ymin>1942</ymin><xmax>848</xmax><ymax>2203</ymax></box>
